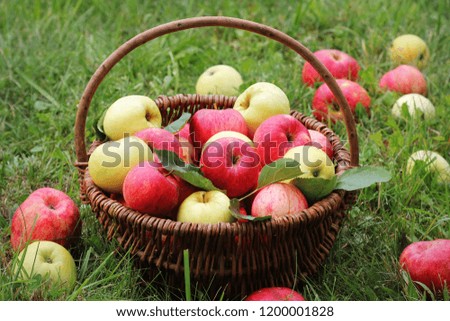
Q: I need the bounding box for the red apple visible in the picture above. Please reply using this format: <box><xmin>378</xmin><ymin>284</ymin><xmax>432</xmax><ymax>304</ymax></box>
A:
<box><xmin>308</xmin><ymin>129</ymin><xmax>333</xmax><ymax>159</ymax></box>
<box><xmin>253</xmin><ymin>114</ymin><xmax>311</xmax><ymax>166</ymax></box>
<box><xmin>190</xmin><ymin>109</ymin><xmax>249</xmax><ymax>159</ymax></box>
<box><xmin>379</xmin><ymin>64</ymin><xmax>427</xmax><ymax>96</ymax></box>
<box><xmin>10</xmin><ymin>188</ymin><xmax>81</xmax><ymax>251</ymax></box>
<box><xmin>312</xmin><ymin>79</ymin><xmax>371</xmax><ymax>123</ymax></box>
<box><xmin>135</xmin><ymin>127</ymin><xmax>190</xmax><ymax>163</ymax></box>
<box><xmin>245</xmin><ymin>287</ymin><xmax>306</xmax><ymax>301</ymax></box>
<box><xmin>251</xmin><ymin>183</ymin><xmax>308</xmax><ymax>218</ymax></box>
<box><xmin>200</xmin><ymin>137</ymin><xmax>261</xmax><ymax>198</ymax></box>
<box><xmin>302</xmin><ymin>49</ymin><xmax>360</xmax><ymax>87</ymax></box>
<box><xmin>400</xmin><ymin>239</ymin><xmax>450</xmax><ymax>293</ymax></box>
<box><xmin>123</xmin><ymin>162</ymin><xmax>179</xmax><ymax>218</ymax></box>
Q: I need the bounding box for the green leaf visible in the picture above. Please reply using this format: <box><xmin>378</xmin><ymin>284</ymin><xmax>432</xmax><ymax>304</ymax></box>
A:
<box><xmin>335</xmin><ymin>166</ymin><xmax>391</xmax><ymax>191</ymax></box>
<box><xmin>93</xmin><ymin>108</ymin><xmax>108</xmax><ymax>142</ymax></box>
<box><xmin>164</xmin><ymin>112</ymin><xmax>191</xmax><ymax>133</ymax></box>
<box><xmin>154</xmin><ymin>148</ymin><xmax>221</xmax><ymax>192</ymax></box>
<box><xmin>257</xmin><ymin>158</ymin><xmax>303</xmax><ymax>189</ymax></box>
<box><xmin>292</xmin><ymin>175</ymin><xmax>338</xmax><ymax>204</ymax></box>
<box><xmin>229</xmin><ymin>198</ymin><xmax>271</xmax><ymax>222</ymax></box>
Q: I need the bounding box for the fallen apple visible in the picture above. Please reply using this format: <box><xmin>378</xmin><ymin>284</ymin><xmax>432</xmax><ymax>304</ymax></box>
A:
<box><xmin>389</xmin><ymin>34</ymin><xmax>430</xmax><ymax>70</ymax></box>
<box><xmin>406</xmin><ymin>150</ymin><xmax>450</xmax><ymax>184</ymax></box>
<box><xmin>379</xmin><ymin>65</ymin><xmax>427</xmax><ymax>96</ymax></box>
<box><xmin>391</xmin><ymin>93</ymin><xmax>435</xmax><ymax>120</ymax></box>
<box><xmin>195</xmin><ymin>64</ymin><xmax>243</xmax><ymax>96</ymax></box>
<box><xmin>245</xmin><ymin>287</ymin><xmax>306</xmax><ymax>301</ymax></box>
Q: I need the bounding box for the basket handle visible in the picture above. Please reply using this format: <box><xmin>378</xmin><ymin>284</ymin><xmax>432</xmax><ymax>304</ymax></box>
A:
<box><xmin>74</xmin><ymin>16</ymin><xmax>359</xmax><ymax>166</ymax></box>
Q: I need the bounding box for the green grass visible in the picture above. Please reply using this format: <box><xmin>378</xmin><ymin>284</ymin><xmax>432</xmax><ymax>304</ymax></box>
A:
<box><xmin>0</xmin><ymin>0</ymin><xmax>449</xmax><ymax>301</ymax></box>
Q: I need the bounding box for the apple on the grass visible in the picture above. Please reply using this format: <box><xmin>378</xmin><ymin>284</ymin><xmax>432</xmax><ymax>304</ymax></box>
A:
<box><xmin>406</xmin><ymin>150</ymin><xmax>450</xmax><ymax>184</ymax></box>
<box><xmin>177</xmin><ymin>190</ymin><xmax>235</xmax><ymax>224</ymax></box>
<box><xmin>379</xmin><ymin>65</ymin><xmax>427</xmax><ymax>96</ymax></box>
<box><xmin>389</xmin><ymin>34</ymin><xmax>429</xmax><ymax>70</ymax></box>
<box><xmin>400</xmin><ymin>239</ymin><xmax>450</xmax><ymax>293</ymax></box>
<box><xmin>245</xmin><ymin>287</ymin><xmax>306</xmax><ymax>301</ymax></box>
<box><xmin>302</xmin><ymin>49</ymin><xmax>360</xmax><ymax>87</ymax></box>
<box><xmin>102</xmin><ymin>95</ymin><xmax>162</xmax><ymax>141</ymax></box>
<box><xmin>10</xmin><ymin>188</ymin><xmax>81</xmax><ymax>252</ymax></box>
<box><xmin>13</xmin><ymin>241</ymin><xmax>77</xmax><ymax>292</ymax></box>
<box><xmin>200</xmin><ymin>136</ymin><xmax>261</xmax><ymax>198</ymax></box>
<box><xmin>195</xmin><ymin>64</ymin><xmax>243</xmax><ymax>96</ymax></box>
<box><xmin>253</xmin><ymin>114</ymin><xmax>311</xmax><ymax>166</ymax></box>
<box><xmin>312</xmin><ymin>79</ymin><xmax>371</xmax><ymax>123</ymax></box>
<box><xmin>391</xmin><ymin>93</ymin><xmax>435</xmax><ymax>120</ymax></box>
<box><xmin>123</xmin><ymin>161</ymin><xmax>179</xmax><ymax>218</ymax></box>
<box><xmin>88</xmin><ymin>136</ymin><xmax>153</xmax><ymax>194</ymax></box>
<box><xmin>233</xmin><ymin>82</ymin><xmax>290</xmax><ymax>138</ymax></box>
<box><xmin>251</xmin><ymin>183</ymin><xmax>309</xmax><ymax>218</ymax></box>
<box><xmin>308</xmin><ymin>129</ymin><xmax>333</xmax><ymax>159</ymax></box>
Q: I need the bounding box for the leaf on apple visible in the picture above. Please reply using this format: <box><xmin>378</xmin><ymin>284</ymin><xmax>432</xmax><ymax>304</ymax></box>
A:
<box><xmin>164</xmin><ymin>112</ymin><xmax>191</xmax><ymax>133</ymax></box>
<box><xmin>257</xmin><ymin>158</ymin><xmax>304</xmax><ymax>189</ymax></box>
<box><xmin>154</xmin><ymin>148</ymin><xmax>222</xmax><ymax>192</ymax></box>
<box><xmin>93</xmin><ymin>108</ymin><xmax>108</xmax><ymax>142</ymax></box>
<box><xmin>292</xmin><ymin>176</ymin><xmax>338</xmax><ymax>204</ymax></box>
<box><xmin>229</xmin><ymin>198</ymin><xmax>271</xmax><ymax>222</ymax></box>
<box><xmin>335</xmin><ymin>166</ymin><xmax>391</xmax><ymax>191</ymax></box>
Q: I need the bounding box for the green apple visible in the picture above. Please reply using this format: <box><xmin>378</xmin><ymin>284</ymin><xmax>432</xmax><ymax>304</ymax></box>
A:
<box><xmin>103</xmin><ymin>95</ymin><xmax>162</xmax><ymax>141</ymax></box>
<box><xmin>389</xmin><ymin>34</ymin><xmax>430</xmax><ymax>70</ymax></box>
<box><xmin>195</xmin><ymin>64</ymin><xmax>243</xmax><ymax>96</ymax></box>
<box><xmin>283</xmin><ymin>145</ymin><xmax>335</xmax><ymax>180</ymax></box>
<box><xmin>202</xmin><ymin>130</ymin><xmax>253</xmax><ymax>152</ymax></box>
<box><xmin>13</xmin><ymin>241</ymin><xmax>77</xmax><ymax>292</ymax></box>
<box><xmin>88</xmin><ymin>136</ymin><xmax>153</xmax><ymax>194</ymax></box>
<box><xmin>233</xmin><ymin>82</ymin><xmax>290</xmax><ymax>137</ymax></box>
<box><xmin>392</xmin><ymin>93</ymin><xmax>435</xmax><ymax>120</ymax></box>
<box><xmin>177</xmin><ymin>190</ymin><xmax>235</xmax><ymax>224</ymax></box>
<box><xmin>406</xmin><ymin>150</ymin><xmax>450</xmax><ymax>184</ymax></box>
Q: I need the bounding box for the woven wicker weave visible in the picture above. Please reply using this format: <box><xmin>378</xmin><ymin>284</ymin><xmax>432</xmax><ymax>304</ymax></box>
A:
<box><xmin>74</xmin><ymin>17</ymin><xmax>359</xmax><ymax>299</ymax></box>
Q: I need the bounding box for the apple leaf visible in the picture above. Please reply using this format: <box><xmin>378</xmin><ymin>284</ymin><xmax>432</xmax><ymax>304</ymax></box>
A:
<box><xmin>164</xmin><ymin>112</ymin><xmax>191</xmax><ymax>133</ymax></box>
<box><xmin>154</xmin><ymin>148</ymin><xmax>221</xmax><ymax>192</ymax></box>
<box><xmin>93</xmin><ymin>108</ymin><xmax>108</xmax><ymax>142</ymax></box>
<box><xmin>229</xmin><ymin>198</ymin><xmax>271</xmax><ymax>222</ymax></box>
<box><xmin>257</xmin><ymin>158</ymin><xmax>303</xmax><ymax>189</ymax></box>
<box><xmin>292</xmin><ymin>176</ymin><xmax>338</xmax><ymax>204</ymax></box>
<box><xmin>335</xmin><ymin>166</ymin><xmax>391</xmax><ymax>191</ymax></box>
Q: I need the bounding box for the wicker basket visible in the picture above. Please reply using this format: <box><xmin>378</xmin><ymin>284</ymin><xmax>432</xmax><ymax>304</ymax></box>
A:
<box><xmin>74</xmin><ymin>17</ymin><xmax>359</xmax><ymax>299</ymax></box>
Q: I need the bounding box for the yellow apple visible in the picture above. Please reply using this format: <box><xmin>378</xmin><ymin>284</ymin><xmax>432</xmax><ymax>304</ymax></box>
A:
<box><xmin>88</xmin><ymin>136</ymin><xmax>153</xmax><ymax>194</ymax></box>
<box><xmin>103</xmin><ymin>95</ymin><xmax>162</xmax><ymax>141</ymax></box>
<box><xmin>195</xmin><ymin>64</ymin><xmax>243</xmax><ymax>96</ymax></box>
<box><xmin>233</xmin><ymin>82</ymin><xmax>290</xmax><ymax>137</ymax></box>
<box><xmin>389</xmin><ymin>34</ymin><xmax>430</xmax><ymax>70</ymax></box>
<box><xmin>406</xmin><ymin>150</ymin><xmax>450</xmax><ymax>184</ymax></box>
<box><xmin>202</xmin><ymin>130</ymin><xmax>253</xmax><ymax>152</ymax></box>
<box><xmin>392</xmin><ymin>93</ymin><xmax>435</xmax><ymax>120</ymax></box>
<box><xmin>283</xmin><ymin>145</ymin><xmax>335</xmax><ymax>180</ymax></box>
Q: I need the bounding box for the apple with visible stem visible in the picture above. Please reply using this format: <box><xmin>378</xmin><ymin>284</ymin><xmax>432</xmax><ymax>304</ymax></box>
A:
<box><xmin>88</xmin><ymin>136</ymin><xmax>153</xmax><ymax>194</ymax></box>
<box><xmin>177</xmin><ymin>190</ymin><xmax>235</xmax><ymax>224</ymax></box>
<box><xmin>233</xmin><ymin>82</ymin><xmax>290</xmax><ymax>138</ymax></box>
<box><xmin>406</xmin><ymin>150</ymin><xmax>450</xmax><ymax>184</ymax></box>
<box><xmin>391</xmin><ymin>93</ymin><xmax>435</xmax><ymax>120</ymax></box>
<box><xmin>400</xmin><ymin>239</ymin><xmax>450</xmax><ymax>294</ymax></box>
<box><xmin>195</xmin><ymin>64</ymin><xmax>243</xmax><ymax>96</ymax></box>
<box><xmin>123</xmin><ymin>161</ymin><xmax>180</xmax><ymax>218</ymax></box>
<box><xmin>245</xmin><ymin>287</ymin><xmax>306</xmax><ymax>301</ymax></box>
<box><xmin>379</xmin><ymin>65</ymin><xmax>427</xmax><ymax>96</ymax></box>
<box><xmin>10</xmin><ymin>188</ymin><xmax>81</xmax><ymax>252</ymax></box>
<box><xmin>308</xmin><ymin>129</ymin><xmax>333</xmax><ymax>159</ymax></box>
<box><xmin>13</xmin><ymin>241</ymin><xmax>77</xmax><ymax>292</ymax></box>
<box><xmin>302</xmin><ymin>49</ymin><xmax>360</xmax><ymax>87</ymax></box>
<box><xmin>103</xmin><ymin>95</ymin><xmax>162</xmax><ymax>141</ymax></box>
<box><xmin>251</xmin><ymin>183</ymin><xmax>309</xmax><ymax>218</ymax></box>
<box><xmin>389</xmin><ymin>34</ymin><xmax>429</xmax><ymax>70</ymax></box>
<box><xmin>253</xmin><ymin>114</ymin><xmax>311</xmax><ymax>166</ymax></box>
<box><xmin>200</xmin><ymin>137</ymin><xmax>261</xmax><ymax>198</ymax></box>
<box><xmin>312</xmin><ymin>79</ymin><xmax>371</xmax><ymax>123</ymax></box>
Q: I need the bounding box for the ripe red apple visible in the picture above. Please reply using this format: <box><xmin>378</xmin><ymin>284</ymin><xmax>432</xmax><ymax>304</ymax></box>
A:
<box><xmin>189</xmin><ymin>108</ymin><xmax>248</xmax><ymax>157</ymax></box>
<box><xmin>379</xmin><ymin>64</ymin><xmax>427</xmax><ymax>95</ymax></box>
<box><xmin>123</xmin><ymin>162</ymin><xmax>179</xmax><ymax>218</ymax></box>
<box><xmin>245</xmin><ymin>287</ymin><xmax>306</xmax><ymax>301</ymax></box>
<box><xmin>135</xmin><ymin>127</ymin><xmax>190</xmax><ymax>163</ymax></box>
<box><xmin>302</xmin><ymin>49</ymin><xmax>360</xmax><ymax>87</ymax></box>
<box><xmin>251</xmin><ymin>183</ymin><xmax>308</xmax><ymax>218</ymax></box>
<box><xmin>253</xmin><ymin>114</ymin><xmax>311</xmax><ymax>166</ymax></box>
<box><xmin>200</xmin><ymin>137</ymin><xmax>261</xmax><ymax>198</ymax></box>
<box><xmin>312</xmin><ymin>79</ymin><xmax>371</xmax><ymax>123</ymax></box>
<box><xmin>400</xmin><ymin>239</ymin><xmax>450</xmax><ymax>293</ymax></box>
<box><xmin>10</xmin><ymin>188</ymin><xmax>81</xmax><ymax>251</ymax></box>
<box><xmin>308</xmin><ymin>129</ymin><xmax>333</xmax><ymax>159</ymax></box>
